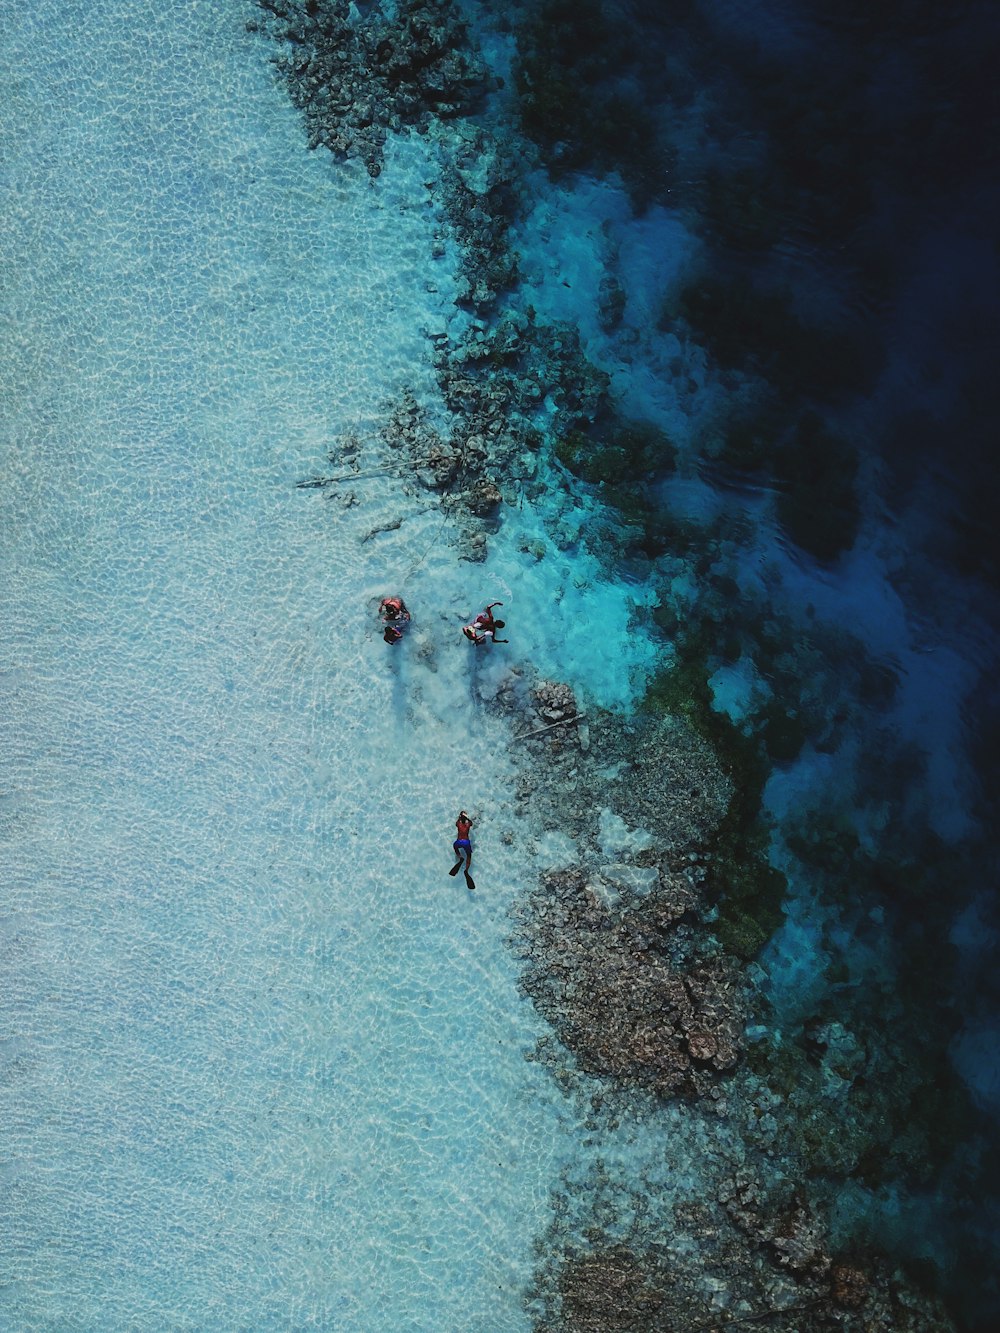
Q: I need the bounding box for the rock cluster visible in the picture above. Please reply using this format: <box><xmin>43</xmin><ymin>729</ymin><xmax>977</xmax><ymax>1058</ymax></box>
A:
<box><xmin>534</xmin><ymin>1160</ymin><xmax>956</xmax><ymax>1333</ymax></box>
<box><xmin>513</xmin><ymin>866</ymin><xmax>745</xmax><ymax>1099</ymax></box>
<box><xmin>490</xmin><ymin>671</ymin><xmax>732</xmax><ymax>853</ymax></box>
<box><xmin>530</xmin><ymin>680</ymin><xmax>578</xmax><ymax>728</ymax></box>
<box><xmin>306</xmin><ymin>274</ymin><xmax>622</xmax><ymax>552</ymax></box>
<box><xmin>439</xmin><ymin>125</ymin><xmax>523</xmax><ymax>311</ymax></box>
<box><xmin>430</xmin><ymin>312</ymin><xmax>612</xmax><ymax>477</ymax></box>
<box><xmin>373</xmin><ymin>387</ymin><xmax>511</xmax><ymax>553</ymax></box>
<box><xmin>355</xmin><ymin>304</ymin><xmax>617</xmax><ymax>547</ymax></box>
<box><xmin>831</xmin><ymin>1262</ymin><xmax>870</xmax><ymax>1310</ymax></box>
<box><xmin>720</xmin><ymin>1181</ymin><xmax>831</xmax><ymax>1278</ymax></box>
<box><xmin>594</xmin><ymin>711</ymin><xmax>734</xmax><ymax>855</ymax></box>
<box><xmin>486</xmin><ymin>661</ymin><xmax>747</xmax><ymax>1103</ymax></box>
<box><xmin>536</xmin><ymin>1229</ymin><xmax>957</xmax><ymax>1332</ymax></box>
<box><xmin>252</xmin><ymin>0</ymin><xmax>493</xmax><ymax>176</ymax></box>
<box><xmin>549</xmin><ymin>1245</ymin><xmax>697</xmax><ymax>1333</ymax></box>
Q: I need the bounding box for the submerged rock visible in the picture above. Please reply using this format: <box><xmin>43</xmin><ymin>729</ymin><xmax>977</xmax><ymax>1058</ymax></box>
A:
<box><xmin>769</xmin><ymin>1195</ymin><xmax>831</xmax><ymax>1277</ymax></box>
<box><xmin>464</xmin><ymin>476</ymin><xmax>502</xmax><ymax>514</ymax></box>
<box><xmin>512</xmin><ymin>866</ymin><xmax>747</xmax><ymax>1099</ymax></box>
<box><xmin>831</xmin><ymin>1262</ymin><xmax>870</xmax><ymax>1309</ymax></box>
<box><xmin>549</xmin><ymin>1245</ymin><xmax>692</xmax><ymax>1332</ymax></box>
<box><xmin>595</xmin><ymin>711</ymin><xmax>734</xmax><ymax>856</ymax></box>
<box><xmin>254</xmin><ymin>0</ymin><xmax>494</xmax><ymax>176</ymax></box>
<box><xmin>533</xmin><ymin>1207</ymin><xmax>957</xmax><ymax>1333</ymax></box>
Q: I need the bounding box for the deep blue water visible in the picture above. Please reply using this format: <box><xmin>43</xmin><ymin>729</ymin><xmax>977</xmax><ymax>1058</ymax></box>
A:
<box><xmin>487</xmin><ymin>0</ymin><xmax>1000</xmax><ymax>1325</ymax></box>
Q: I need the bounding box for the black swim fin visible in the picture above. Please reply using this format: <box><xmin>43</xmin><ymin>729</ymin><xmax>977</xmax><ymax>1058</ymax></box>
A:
<box><xmin>449</xmin><ymin>861</ymin><xmax>462</xmax><ymax>877</ymax></box>
<box><xmin>464</xmin><ymin>870</ymin><xmax>476</xmax><ymax>891</ymax></box>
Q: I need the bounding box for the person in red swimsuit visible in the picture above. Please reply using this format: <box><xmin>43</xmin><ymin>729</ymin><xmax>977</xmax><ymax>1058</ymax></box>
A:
<box><xmin>462</xmin><ymin>601</ymin><xmax>507</xmax><ymax>645</ymax></box>
<box><xmin>450</xmin><ymin>811</ymin><xmax>475</xmax><ymax>889</ymax></box>
<box><xmin>475</xmin><ymin>601</ymin><xmax>503</xmax><ymax>631</ymax></box>
<box><xmin>379</xmin><ymin>595</ymin><xmax>410</xmax><ymax>623</ymax></box>
<box><xmin>379</xmin><ymin>596</ymin><xmax>410</xmax><ymax>646</ymax></box>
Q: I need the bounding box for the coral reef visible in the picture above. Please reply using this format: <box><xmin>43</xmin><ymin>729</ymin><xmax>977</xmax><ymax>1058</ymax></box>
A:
<box><xmin>490</xmin><ymin>668</ymin><xmax>747</xmax><ymax>1103</ymax></box>
<box><xmin>531</xmin><ymin>1189</ymin><xmax>958</xmax><ymax>1332</ymax></box>
<box><xmin>266</xmin><ymin>5</ymin><xmax>985</xmax><ymax>1322</ymax></box>
<box><xmin>513</xmin><ymin>864</ymin><xmax>746</xmax><ymax>1098</ymax></box>
<box><xmin>545</xmin><ymin>1244</ymin><xmax>703</xmax><ymax>1332</ymax></box>
<box><xmin>555</xmin><ymin>418</ymin><xmax>677</xmax><ymax>490</ymax></box>
<box><xmin>252</xmin><ymin>0</ymin><xmax>493</xmax><ymax>176</ymax></box>
<box><xmin>640</xmin><ymin>638</ymin><xmax>785</xmax><ymax>963</ymax></box>
<box><xmin>439</xmin><ymin>124</ymin><xmax>523</xmax><ymax>311</ymax></box>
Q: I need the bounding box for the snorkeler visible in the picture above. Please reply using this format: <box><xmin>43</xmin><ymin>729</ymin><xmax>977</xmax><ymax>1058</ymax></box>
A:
<box><xmin>379</xmin><ymin>596</ymin><xmax>410</xmax><ymax>624</ymax></box>
<box><xmin>379</xmin><ymin>595</ymin><xmax>410</xmax><ymax>646</ymax></box>
<box><xmin>449</xmin><ymin>810</ymin><xmax>476</xmax><ymax>890</ymax></box>
<box><xmin>462</xmin><ymin>602</ymin><xmax>507</xmax><ymax>645</ymax></box>
<box><xmin>475</xmin><ymin>601</ymin><xmax>503</xmax><ymax>631</ymax></box>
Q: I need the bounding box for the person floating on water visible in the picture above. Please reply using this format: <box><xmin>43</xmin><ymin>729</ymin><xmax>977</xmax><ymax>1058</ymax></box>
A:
<box><xmin>449</xmin><ymin>810</ymin><xmax>476</xmax><ymax>890</ymax></box>
<box><xmin>379</xmin><ymin>595</ymin><xmax>410</xmax><ymax>646</ymax></box>
<box><xmin>380</xmin><ymin>595</ymin><xmax>410</xmax><ymax>624</ymax></box>
<box><xmin>462</xmin><ymin>601</ymin><xmax>507</xmax><ymax>646</ymax></box>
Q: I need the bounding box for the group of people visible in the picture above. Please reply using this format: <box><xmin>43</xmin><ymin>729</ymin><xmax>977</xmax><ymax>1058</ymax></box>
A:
<box><xmin>375</xmin><ymin>599</ymin><xmax>497</xmax><ymax>891</ymax></box>
<box><xmin>377</xmin><ymin>596</ymin><xmax>507</xmax><ymax>647</ymax></box>
<box><xmin>378</xmin><ymin>595</ymin><xmax>411</xmax><ymax>644</ymax></box>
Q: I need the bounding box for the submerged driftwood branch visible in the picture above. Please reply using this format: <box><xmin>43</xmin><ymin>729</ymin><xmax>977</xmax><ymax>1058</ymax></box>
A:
<box><xmin>296</xmin><ymin>454</ymin><xmax>466</xmax><ymax>489</ymax></box>
<box><xmin>513</xmin><ymin>713</ymin><xmax>585</xmax><ymax>741</ymax></box>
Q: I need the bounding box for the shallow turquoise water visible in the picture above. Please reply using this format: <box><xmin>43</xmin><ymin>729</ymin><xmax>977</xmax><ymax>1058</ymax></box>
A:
<box><xmin>0</xmin><ymin>3</ymin><xmax>585</xmax><ymax>1327</ymax></box>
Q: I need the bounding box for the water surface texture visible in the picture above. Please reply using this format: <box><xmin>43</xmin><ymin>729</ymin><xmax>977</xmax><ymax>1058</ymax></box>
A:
<box><xmin>0</xmin><ymin>3</ymin><xmax>568</xmax><ymax>1328</ymax></box>
<box><xmin>3</xmin><ymin>1</ymin><xmax>999</xmax><ymax>1331</ymax></box>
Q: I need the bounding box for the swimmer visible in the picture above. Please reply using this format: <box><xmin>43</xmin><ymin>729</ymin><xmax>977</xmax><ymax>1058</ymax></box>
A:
<box><xmin>379</xmin><ymin>596</ymin><xmax>410</xmax><ymax>624</ymax></box>
<box><xmin>462</xmin><ymin>602</ymin><xmax>507</xmax><ymax>645</ymax></box>
<box><xmin>449</xmin><ymin>810</ymin><xmax>476</xmax><ymax>890</ymax></box>
<box><xmin>474</xmin><ymin>601</ymin><xmax>503</xmax><ymax>631</ymax></box>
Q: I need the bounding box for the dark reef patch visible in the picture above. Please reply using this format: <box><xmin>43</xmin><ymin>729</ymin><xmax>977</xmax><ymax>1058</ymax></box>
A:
<box><xmin>513</xmin><ymin>864</ymin><xmax>746</xmax><ymax>1099</ymax></box>
<box><xmin>541</xmin><ymin>1243</ymin><xmax>707</xmax><ymax>1332</ymax></box>
<box><xmin>251</xmin><ymin>0</ymin><xmax>493</xmax><ymax>175</ymax></box>
<box><xmin>529</xmin><ymin>1185</ymin><xmax>959</xmax><ymax>1331</ymax></box>
<box><xmin>640</xmin><ymin>625</ymin><xmax>785</xmax><ymax>963</ymax></box>
<box><xmin>440</xmin><ymin>123</ymin><xmax>524</xmax><ymax>311</ymax></box>
<box><xmin>490</xmin><ymin>670</ymin><xmax>748</xmax><ymax>1102</ymax></box>
<box><xmin>555</xmin><ymin>418</ymin><xmax>678</xmax><ymax>490</ymax></box>
<box><xmin>670</xmin><ymin>273</ymin><xmax>882</xmax><ymax>404</ymax></box>
<box><xmin>695</xmin><ymin>392</ymin><xmax>864</xmax><ymax>565</ymax></box>
<box><xmin>511</xmin><ymin>0</ymin><xmax>671</xmax><ymax>207</ymax></box>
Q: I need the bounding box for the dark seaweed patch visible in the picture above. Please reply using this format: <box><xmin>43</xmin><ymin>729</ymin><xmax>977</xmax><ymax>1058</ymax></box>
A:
<box><xmin>512</xmin><ymin>0</ymin><xmax>670</xmax><ymax>206</ymax></box>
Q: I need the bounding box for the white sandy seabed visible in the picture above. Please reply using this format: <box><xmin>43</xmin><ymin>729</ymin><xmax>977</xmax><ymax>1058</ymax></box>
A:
<box><xmin>0</xmin><ymin>2</ymin><xmax>704</xmax><ymax>1330</ymax></box>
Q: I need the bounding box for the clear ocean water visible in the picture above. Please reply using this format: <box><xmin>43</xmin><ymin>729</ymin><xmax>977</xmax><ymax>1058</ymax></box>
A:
<box><xmin>0</xmin><ymin>3</ymin><xmax>555</xmax><ymax>1327</ymax></box>
<box><xmin>2</xmin><ymin>0</ymin><xmax>998</xmax><ymax>1330</ymax></box>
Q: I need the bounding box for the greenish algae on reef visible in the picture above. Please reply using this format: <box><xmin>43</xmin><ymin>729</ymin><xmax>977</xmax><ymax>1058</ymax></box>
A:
<box><xmin>641</xmin><ymin>629</ymin><xmax>787</xmax><ymax>961</ymax></box>
<box><xmin>555</xmin><ymin>419</ymin><xmax>677</xmax><ymax>489</ymax></box>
